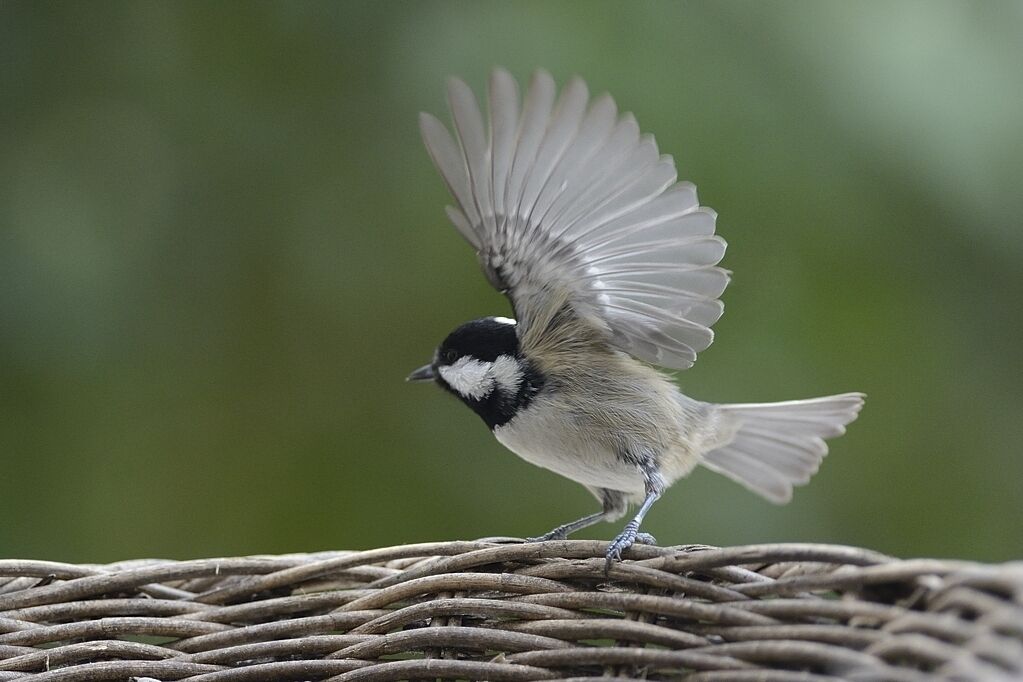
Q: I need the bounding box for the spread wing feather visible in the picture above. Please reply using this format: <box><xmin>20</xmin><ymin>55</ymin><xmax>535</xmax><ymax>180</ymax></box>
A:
<box><xmin>420</xmin><ymin>68</ymin><xmax>729</xmax><ymax>369</ymax></box>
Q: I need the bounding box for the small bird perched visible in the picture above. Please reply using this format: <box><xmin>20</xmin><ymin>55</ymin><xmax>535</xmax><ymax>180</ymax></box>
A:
<box><xmin>408</xmin><ymin>68</ymin><xmax>864</xmax><ymax>567</ymax></box>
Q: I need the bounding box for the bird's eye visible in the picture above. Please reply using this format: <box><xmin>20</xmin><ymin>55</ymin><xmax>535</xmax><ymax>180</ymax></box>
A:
<box><xmin>442</xmin><ymin>349</ymin><xmax>458</xmax><ymax>364</ymax></box>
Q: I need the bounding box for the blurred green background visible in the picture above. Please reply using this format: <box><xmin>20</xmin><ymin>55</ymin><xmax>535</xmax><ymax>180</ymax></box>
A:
<box><xmin>2</xmin><ymin>1</ymin><xmax>1021</xmax><ymax>564</ymax></box>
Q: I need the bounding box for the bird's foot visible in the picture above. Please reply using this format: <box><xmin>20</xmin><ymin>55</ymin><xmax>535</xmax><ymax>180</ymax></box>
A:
<box><xmin>635</xmin><ymin>531</ymin><xmax>657</xmax><ymax>545</ymax></box>
<box><xmin>604</xmin><ymin>522</ymin><xmax>656</xmax><ymax>572</ymax></box>
<box><xmin>526</xmin><ymin>527</ymin><xmax>568</xmax><ymax>543</ymax></box>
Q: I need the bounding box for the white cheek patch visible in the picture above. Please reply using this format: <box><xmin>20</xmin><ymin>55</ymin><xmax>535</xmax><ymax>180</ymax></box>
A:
<box><xmin>491</xmin><ymin>316</ymin><xmax>517</xmax><ymax>326</ymax></box>
<box><xmin>439</xmin><ymin>357</ymin><xmax>495</xmax><ymax>400</ymax></box>
<box><xmin>492</xmin><ymin>355</ymin><xmax>523</xmax><ymax>393</ymax></box>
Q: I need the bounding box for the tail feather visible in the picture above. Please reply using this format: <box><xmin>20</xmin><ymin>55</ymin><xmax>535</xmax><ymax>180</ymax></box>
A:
<box><xmin>701</xmin><ymin>392</ymin><xmax>864</xmax><ymax>504</ymax></box>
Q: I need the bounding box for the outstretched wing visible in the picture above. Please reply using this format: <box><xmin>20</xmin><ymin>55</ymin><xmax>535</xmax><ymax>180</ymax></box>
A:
<box><xmin>420</xmin><ymin>68</ymin><xmax>729</xmax><ymax>370</ymax></box>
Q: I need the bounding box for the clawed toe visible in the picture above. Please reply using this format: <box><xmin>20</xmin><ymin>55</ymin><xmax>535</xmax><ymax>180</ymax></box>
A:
<box><xmin>634</xmin><ymin>532</ymin><xmax>657</xmax><ymax>545</ymax></box>
<box><xmin>526</xmin><ymin>529</ymin><xmax>567</xmax><ymax>543</ymax></box>
<box><xmin>604</xmin><ymin>523</ymin><xmax>643</xmax><ymax>573</ymax></box>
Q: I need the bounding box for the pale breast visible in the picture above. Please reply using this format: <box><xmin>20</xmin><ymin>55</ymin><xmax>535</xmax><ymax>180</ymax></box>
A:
<box><xmin>493</xmin><ymin>392</ymin><xmax>649</xmax><ymax>496</ymax></box>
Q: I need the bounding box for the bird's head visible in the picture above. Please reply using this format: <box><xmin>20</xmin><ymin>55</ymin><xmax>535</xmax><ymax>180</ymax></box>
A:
<box><xmin>407</xmin><ymin>316</ymin><xmax>540</xmax><ymax>427</ymax></box>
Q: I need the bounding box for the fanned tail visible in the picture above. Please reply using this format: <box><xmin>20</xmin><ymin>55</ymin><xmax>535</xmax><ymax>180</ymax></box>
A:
<box><xmin>701</xmin><ymin>393</ymin><xmax>865</xmax><ymax>503</ymax></box>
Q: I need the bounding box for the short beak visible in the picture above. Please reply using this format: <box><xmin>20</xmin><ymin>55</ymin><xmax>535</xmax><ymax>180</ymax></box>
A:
<box><xmin>406</xmin><ymin>363</ymin><xmax>437</xmax><ymax>383</ymax></box>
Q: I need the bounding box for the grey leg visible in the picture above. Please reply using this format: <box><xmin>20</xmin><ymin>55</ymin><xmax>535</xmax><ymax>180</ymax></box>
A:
<box><xmin>605</xmin><ymin>469</ymin><xmax>665</xmax><ymax>571</ymax></box>
<box><xmin>528</xmin><ymin>489</ymin><xmax>626</xmax><ymax>542</ymax></box>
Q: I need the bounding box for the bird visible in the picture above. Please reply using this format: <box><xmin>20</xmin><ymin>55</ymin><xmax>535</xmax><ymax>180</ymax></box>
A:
<box><xmin>407</xmin><ymin>68</ymin><xmax>864</xmax><ymax>568</ymax></box>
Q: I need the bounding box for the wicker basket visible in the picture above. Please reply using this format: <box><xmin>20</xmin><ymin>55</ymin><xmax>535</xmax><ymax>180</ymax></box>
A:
<box><xmin>1</xmin><ymin>540</ymin><xmax>1021</xmax><ymax>681</ymax></box>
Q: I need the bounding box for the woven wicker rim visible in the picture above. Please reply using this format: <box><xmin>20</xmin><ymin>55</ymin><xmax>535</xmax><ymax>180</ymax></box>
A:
<box><xmin>2</xmin><ymin>540</ymin><xmax>1021</xmax><ymax>681</ymax></box>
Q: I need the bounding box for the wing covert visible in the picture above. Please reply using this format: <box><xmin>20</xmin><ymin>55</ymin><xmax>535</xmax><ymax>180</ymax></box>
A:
<box><xmin>420</xmin><ymin>68</ymin><xmax>730</xmax><ymax>369</ymax></box>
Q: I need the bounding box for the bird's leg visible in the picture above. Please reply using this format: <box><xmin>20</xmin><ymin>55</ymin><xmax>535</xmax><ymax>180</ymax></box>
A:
<box><xmin>605</xmin><ymin>466</ymin><xmax>665</xmax><ymax>571</ymax></box>
<box><xmin>527</xmin><ymin>489</ymin><xmax>626</xmax><ymax>542</ymax></box>
<box><xmin>527</xmin><ymin>511</ymin><xmax>605</xmax><ymax>542</ymax></box>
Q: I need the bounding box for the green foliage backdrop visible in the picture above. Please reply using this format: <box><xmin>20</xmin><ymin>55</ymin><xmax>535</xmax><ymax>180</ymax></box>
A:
<box><xmin>2</xmin><ymin>1</ymin><xmax>1021</xmax><ymax>563</ymax></box>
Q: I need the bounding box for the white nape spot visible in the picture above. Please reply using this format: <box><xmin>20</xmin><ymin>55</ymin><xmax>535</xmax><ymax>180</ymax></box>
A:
<box><xmin>492</xmin><ymin>355</ymin><xmax>523</xmax><ymax>393</ymax></box>
<box><xmin>439</xmin><ymin>357</ymin><xmax>495</xmax><ymax>400</ymax></box>
<box><xmin>491</xmin><ymin>316</ymin><xmax>517</xmax><ymax>326</ymax></box>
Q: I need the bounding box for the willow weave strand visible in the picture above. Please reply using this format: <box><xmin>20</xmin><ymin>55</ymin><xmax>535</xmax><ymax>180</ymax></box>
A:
<box><xmin>1</xmin><ymin>541</ymin><xmax>1021</xmax><ymax>681</ymax></box>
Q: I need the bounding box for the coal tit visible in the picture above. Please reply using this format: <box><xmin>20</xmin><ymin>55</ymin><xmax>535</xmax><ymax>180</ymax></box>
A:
<box><xmin>408</xmin><ymin>69</ymin><xmax>864</xmax><ymax>567</ymax></box>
